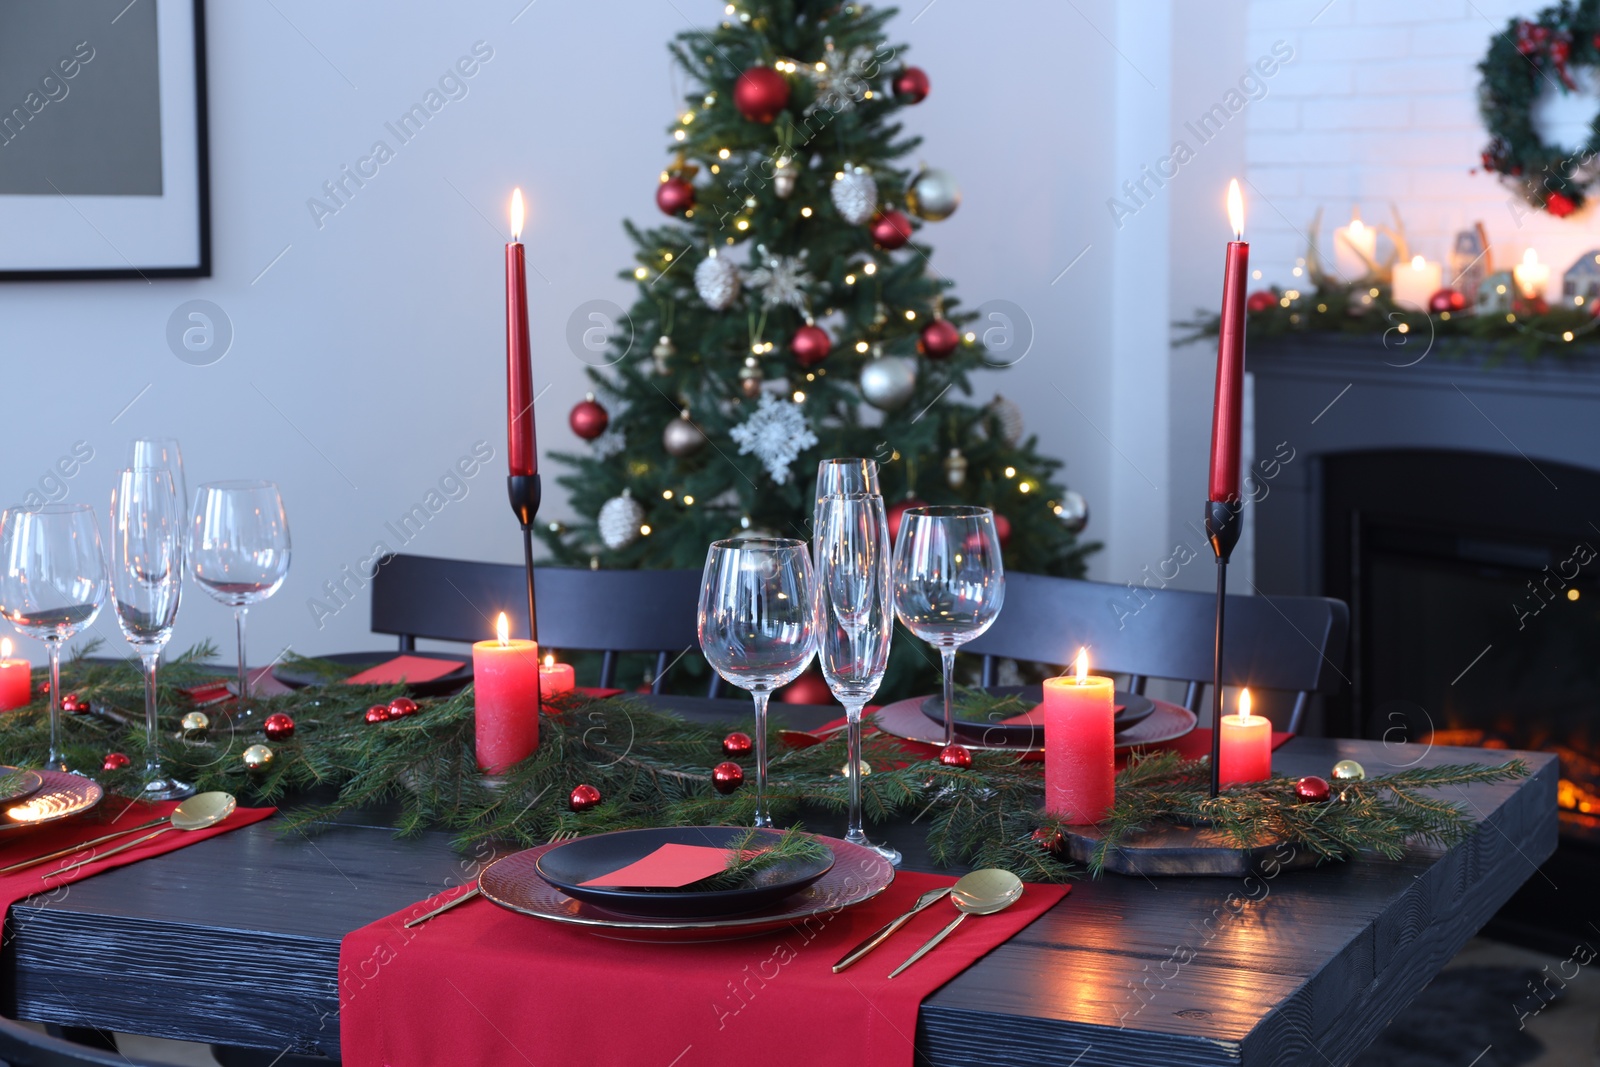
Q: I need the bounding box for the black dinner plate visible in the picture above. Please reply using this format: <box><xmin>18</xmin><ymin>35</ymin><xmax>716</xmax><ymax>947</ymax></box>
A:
<box><xmin>535</xmin><ymin>826</ymin><xmax>836</xmax><ymax>919</ymax></box>
<box><xmin>272</xmin><ymin>651</ymin><xmax>472</xmax><ymax>697</ymax></box>
<box><xmin>920</xmin><ymin>684</ymin><xmax>1155</xmax><ymax>747</ymax></box>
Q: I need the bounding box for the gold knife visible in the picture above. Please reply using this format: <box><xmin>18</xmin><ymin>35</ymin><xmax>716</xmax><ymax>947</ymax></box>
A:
<box><xmin>832</xmin><ymin>886</ymin><xmax>951</xmax><ymax>973</ymax></box>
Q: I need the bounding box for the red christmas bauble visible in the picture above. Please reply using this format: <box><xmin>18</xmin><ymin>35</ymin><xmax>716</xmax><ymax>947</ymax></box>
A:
<box><xmin>870</xmin><ymin>210</ymin><xmax>913</xmax><ymax>249</ymax></box>
<box><xmin>993</xmin><ymin>513</ymin><xmax>1012</xmax><ymax>548</ymax></box>
<box><xmin>886</xmin><ymin>498</ymin><xmax>928</xmax><ymax>542</ymax></box>
<box><xmin>1545</xmin><ymin>191</ymin><xmax>1577</xmax><ymax>217</ymax></box>
<box><xmin>656</xmin><ymin>176</ymin><xmax>695</xmax><ymax>216</ymax></box>
<box><xmin>778</xmin><ymin>669</ymin><xmax>835</xmax><ymax>706</ymax></box>
<box><xmin>263</xmin><ymin>712</ymin><xmax>296</xmax><ymax>741</ymax></box>
<box><xmin>1031</xmin><ymin>826</ymin><xmax>1064</xmax><ymax>855</ymax></box>
<box><xmin>569</xmin><ymin>396</ymin><xmax>609</xmax><ymax>440</ymax></box>
<box><xmin>60</xmin><ymin>692</ymin><xmax>84</xmax><ymax>713</ymax></box>
<box><xmin>1246</xmin><ymin>290</ymin><xmax>1277</xmax><ymax>313</ymax></box>
<box><xmin>938</xmin><ymin>743</ymin><xmax>973</xmax><ymax>768</ymax></box>
<box><xmin>712</xmin><ymin>761</ymin><xmax>745</xmax><ymax>794</ymax></box>
<box><xmin>364</xmin><ymin>704</ymin><xmax>391</xmax><ymax>724</ymax></box>
<box><xmin>733</xmin><ymin>66</ymin><xmax>790</xmax><ymax>123</ymax></box>
<box><xmin>102</xmin><ymin>751</ymin><xmax>130</xmax><ymax>772</ymax></box>
<box><xmin>387</xmin><ymin>697</ymin><xmax>419</xmax><ymax>719</ymax></box>
<box><xmin>722</xmin><ymin>731</ymin><xmax>753</xmax><ymax>757</ymax></box>
<box><xmin>918</xmin><ymin>318</ymin><xmax>961</xmax><ymax>359</ymax></box>
<box><xmin>569</xmin><ymin>783</ymin><xmax>602</xmax><ymax>811</ymax></box>
<box><xmin>1294</xmin><ymin>775</ymin><xmax>1331</xmax><ymax>802</ymax></box>
<box><xmin>1427</xmin><ymin>288</ymin><xmax>1466</xmax><ymax>314</ymax></box>
<box><xmin>791</xmin><ymin>323</ymin><xmax>832</xmax><ymax>367</ymax></box>
<box><xmin>893</xmin><ymin>66</ymin><xmax>930</xmax><ymax>104</ymax></box>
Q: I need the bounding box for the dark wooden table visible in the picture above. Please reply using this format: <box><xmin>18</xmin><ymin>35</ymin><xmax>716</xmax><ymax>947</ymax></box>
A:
<box><xmin>2</xmin><ymin>697</ymin><xmax>1558</xmax><ymax>1066</ymax></box>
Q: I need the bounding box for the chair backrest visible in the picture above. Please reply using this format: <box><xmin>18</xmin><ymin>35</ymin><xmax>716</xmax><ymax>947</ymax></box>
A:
<box><xmin>369</xmin><ymin>554</ymin><xmax>705</xmax><ymax>693</ymax></box>
<box><xmin>0</xmin><ymin>1016</ymin><xmax>173</xmax><ymax>1067</ymax></box>
<box><xmin>962</xmin><ymin>572</ymin><xmax>1348</xmax><ymax>731</ymax></box>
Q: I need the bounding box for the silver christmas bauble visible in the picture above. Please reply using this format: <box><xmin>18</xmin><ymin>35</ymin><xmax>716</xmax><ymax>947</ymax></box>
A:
<box><xmin>598</xmin><ymin>491</ymin><xmax>645</xmax><ymax>550</ymax></box>
<box><xmin>831</xmin><ymin>167</ymin><xmax>878</xmax><ymax>226</ymax></box>
<box><xmin>652</xmin><ymin>335</ymin><xmax>675</xmax><ymax>375</ymax></box>
<box><xmin>860</xmin><ymin>354</ymin><xmax>917</xmax><ymax>410</ymax></box>
<box><xmin>986</xmin><ymin>394</ymin><xmax>1025</xmax><ymax>446</ymax></box>
<box><xmin>1055</xmin><ymin>489</ymin><xmax>1089</xmax><ymax>533</ymax></box>
<box><xmin>773</xmin><ymin>154</ymin><xmax>796</xmax><ymax>199</ymax></box>
<box><xmin>663</xmin><ymin>410</ymin><xmax>707</xmax><ymax>457</ymax></box>
<box><xmin>694</xmin><ymin>252</ymin><xmax>740</xmax><ymax>311</ymax></box>
<box><xmin>906</xmin><ymin>166</ymin><xmax>961</xmax><ymax>221</ymax></box>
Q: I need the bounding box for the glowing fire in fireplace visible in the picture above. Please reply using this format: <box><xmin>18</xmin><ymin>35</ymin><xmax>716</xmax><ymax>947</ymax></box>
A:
<box><xmin>1423</xmin><ymin>727</ymin><xmax>1598</xmax><ymax>830</ymax></box>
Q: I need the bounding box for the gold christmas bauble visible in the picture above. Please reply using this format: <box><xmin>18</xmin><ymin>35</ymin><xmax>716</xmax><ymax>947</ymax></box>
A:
<box><xmin>243</xmin><ymin>743</ymin><xmax>275</xmax><ymax>771</ymax></box>
<box><xmin>1330</xmin><ymin>759</ymin><xmax>1366</xmax><ymax>782</ymax></box>
<box><xmin>906</xmin><ymin>166</ymin><xmax>961</xmax><ymax>221</ymax></box>
<box><xmin>840</xmin><ymin>760</ymin><xmax>871</xmax><ymax>777</ymax></box>
<box><xmin>180</xmin><ymin>711</ymin><xmax>210</xmax><ymax>739</ymax></box>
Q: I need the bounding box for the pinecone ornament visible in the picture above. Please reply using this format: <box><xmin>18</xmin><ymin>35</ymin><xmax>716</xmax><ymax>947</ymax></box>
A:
<box><xmin>831</xmin><ymin>165</ymin><xmax>878</xmax><ymax>226</ymax></box>
<box><xmin>694</xmin><ymin>250</ymin><xmax>740</xmax><ymax>310</ymax></box>
<box><xmin>598</xmin><ymin>490</ymin><xmax>646</xmax><ymax>550</ymax></box>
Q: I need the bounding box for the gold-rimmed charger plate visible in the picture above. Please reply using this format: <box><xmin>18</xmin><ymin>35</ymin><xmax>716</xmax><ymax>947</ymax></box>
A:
<box><xmin>0</xmin><ymin>767</ymin><xmax>44</xmax><ymax>806</ymax></box>
<box><xmin>480</xmin><ymin>835</ymin><xmax>895</xmax><ymax>942</ymax></box>
<box><xmin>0</xmin><ymin>770</ymin><xmax>104</xmax><ymax>832</ymax></box>
<box><xmin>872</xmin><ymin>695</ymin><xmax>1198</xmax><ymax>754</ymax></box>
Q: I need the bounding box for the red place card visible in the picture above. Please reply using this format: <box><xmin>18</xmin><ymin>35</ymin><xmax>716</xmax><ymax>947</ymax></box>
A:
<box><xmin>578</xmin><ymin>843</ymin><xmax>734</xmax><ymax>888</ymax></box>
<box><xmin>344</xmin><ymin>656</ymin><xmax>465</xmax><ymax>686</ymax></box>
<box><xmin>1001</xmin><ymin>701</ymin><xmax>1124</xmax><ymax>726</ymax></box>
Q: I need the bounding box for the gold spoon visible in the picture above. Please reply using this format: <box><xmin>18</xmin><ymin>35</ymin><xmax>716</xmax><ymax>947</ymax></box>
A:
<box><xmin>887</xmin><ymin>869</ymin><xmax>1024</xmax><ymax>979</ymax></box>
<box><xmin>1</xmin><ymin>791</ymin><xmax>236</xmax><ymax>875</ymax></box>
<box><xmin>44</xmin><ymin>792</ymin><xmax>237</xmax><ymax>878</ymax></box>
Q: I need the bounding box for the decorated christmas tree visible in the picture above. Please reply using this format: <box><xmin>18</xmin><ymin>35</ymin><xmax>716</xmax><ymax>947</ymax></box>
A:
<box><xmin>540</xmin><ymin>0</ymin><xmax>1095</xmax><ymax>691</ymax></box>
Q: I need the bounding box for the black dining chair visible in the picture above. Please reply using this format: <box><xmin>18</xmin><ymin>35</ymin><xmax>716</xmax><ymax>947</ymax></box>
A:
<box><xmin>369</xmin><ymin>553</ymin><xmax>707</xmax><ymax>694</ymax></box>
<box><xmin>0</xmin><ymin>1016</ymin><xmax>176</xmax><ymax>1067</ymax></box>
<box><xmin>962</xmin><ymin>572</ymin><xmax>1348</xmax><ymax>733</ymax></box>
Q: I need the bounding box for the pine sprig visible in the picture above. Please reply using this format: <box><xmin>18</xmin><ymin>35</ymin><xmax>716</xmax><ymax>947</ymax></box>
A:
<box><xmin>676</xmin><ymin>826</ymin><xmax>830</xmax><ymax>892</ymax></box>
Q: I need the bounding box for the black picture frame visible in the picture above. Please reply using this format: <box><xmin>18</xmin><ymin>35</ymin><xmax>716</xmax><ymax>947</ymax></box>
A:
<box><xmin>0</xmin><ymin>0</ymin><xmax>211</xmax><ymax>280</ymax></box>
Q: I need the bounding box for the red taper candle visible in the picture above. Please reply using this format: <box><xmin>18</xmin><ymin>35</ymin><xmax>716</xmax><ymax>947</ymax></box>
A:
<box><xmin>1208</xmin><ymin>179</ymin><xmax>1248</xmax><ymax>503</ymax></box>
<box><xmin>506</xmin><ymin>188</ymin><xmax>536</xmax><ymax>477</ymax></box>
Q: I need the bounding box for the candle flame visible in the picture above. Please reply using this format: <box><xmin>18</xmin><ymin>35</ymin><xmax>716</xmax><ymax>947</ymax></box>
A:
<box><xmin>1349</xmin><ymin>217</ymin><xmax>1366</xmax><ymax>237</ymax></box>
<box><xmin>496</xmin><ymin>612</ymin><xmax>510</xmax><ymax>647</ymax></box>
<box><xmin>1</xmin><ymin>638</ymin><xmax>10</xmax><ymax>658</ymax></box>
<box><xmin>1074</xmin><ymin>647</ymin><xmax>1088</xmax><ymax>684</ymax></box>
<box><xmin>1410</xmin><ymin>254</ymin><xmax>1425</xmax><ymax>270</ymax></box>
<box><xmin>1522</xmin><ymin>248</ymin><xmax>1539</xmax><ymax>266</ymax></box>
<box><xmin>510</xmin><ymin>188</ymin><xmax>525</xmax><ymax>241</ymax></box>
<box><xmin>543</xmin><ymin>653</ymin><xmax>554</xmax><ymax>668</ymax></box>
<box><xmin>1226</xmin><ymin>179</ymin><xmax>1244</xmax><ymax>240</ymax></box>
<box><xmin>1238</xmin><ymin>687</ymin><xmax>1252</xmax><ymax>723</ymax></box>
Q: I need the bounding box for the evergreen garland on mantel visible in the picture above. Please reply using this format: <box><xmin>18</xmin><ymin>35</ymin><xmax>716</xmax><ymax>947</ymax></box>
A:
<box><xmin>0</xmin><ymin>646</ymin><xmax>1527</xmax><ymax>880</ymax></box>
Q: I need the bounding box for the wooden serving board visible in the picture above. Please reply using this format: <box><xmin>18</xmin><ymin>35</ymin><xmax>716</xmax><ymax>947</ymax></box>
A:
<box><xmin>1063</xmin><ymin>820</ymin><xmax>1324</xmax><ymax>877</ymax></box>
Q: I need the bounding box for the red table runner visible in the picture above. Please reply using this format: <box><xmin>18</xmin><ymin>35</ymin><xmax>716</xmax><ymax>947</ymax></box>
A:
<box><xmin>0</xmin><ymin>796</ymin><xmax>275</xmax><ymax>919</ymax></box>
<box><xmin>340</xmin><ymin>869</ymin><xmax>1066</xmax><ymax>1067</ymax></box>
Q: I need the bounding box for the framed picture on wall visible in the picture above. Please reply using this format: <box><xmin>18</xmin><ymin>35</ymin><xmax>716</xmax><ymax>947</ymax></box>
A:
<box><xmin>0</xmin><ymin>0</ymin><xmax>210</xmax><ymax>280</ymax></box>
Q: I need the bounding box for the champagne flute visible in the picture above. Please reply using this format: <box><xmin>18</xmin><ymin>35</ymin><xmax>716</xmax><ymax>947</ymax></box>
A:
<box><xmin>111</xmin><ymin>469</ymin><xmax>193</xmax><ymax>800</ymax></box>
<box><xmin>891</xmin><ymin>506</ymin><xmax>1006</xmax><ymax>748</ymax></box>
<box><xmin>813</xmin><ymin>456</ymin><xmax>880</xmax><ymax>556</ymax></box>
<box><xmin>0</xmin><ymin>504</ymin><xmax>108</xmax><ymax>773</ymax></box>
<box><xmin>814</xmin><ymin>493</ymin><xmax>899</xmax><ymax>864</ymax></box>
<box><xmin>190</xmin><ymin>481</ymin><xmax>290</xmax><ymax>720</ymax></box>
<box><xmin>128</xmin><ymin>438</ymin><xmax>187</xmax><ymax>515</ymax></box>
<box><xmin>698</xmin><ymin>537</ymin><xmax>816</xmax><ymax>828</ymax></box>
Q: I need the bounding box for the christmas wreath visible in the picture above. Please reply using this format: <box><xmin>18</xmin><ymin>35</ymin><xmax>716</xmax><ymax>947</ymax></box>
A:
<box><xmin>1479</xmin><ymin>0</ymin><xmax>1600</xmax><ymax>216</ymax></box>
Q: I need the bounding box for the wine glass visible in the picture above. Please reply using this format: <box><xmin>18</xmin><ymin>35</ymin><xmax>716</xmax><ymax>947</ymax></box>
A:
<box><xmin>190</xmin><ymin>481</ymin><xmax>291</xmax><ymax>720</ymax></box>
<box><xmin>110</xmin><ymin>469</ymin><xmax>192</xmax><ymax>800</ymax></box>
<box><xmin>891</xmin><ymin>505</ymin><xmax>1006</xmax><ymax>748</ymax></box>
<box><xmin>0</xmin><ymin>504</ymin><xmax>108</xmax><ymax>772</ymax></box>
<box><xmin>814</xmin><ymin>493</ymin><xmax>899</xmax><ymax>864</ymax></box>
<box><xmin>698</xmin><ymin>537</ymin><xmax>816</xmax><ymax>828</ymax></box>
<box><xmin>128</xmin><ymin>438</ymin><xmax>187</xmax><ymax>515</ymax></box>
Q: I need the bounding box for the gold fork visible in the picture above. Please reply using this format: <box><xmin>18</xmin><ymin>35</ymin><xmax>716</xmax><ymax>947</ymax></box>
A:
<box><xmin>403</xmin><ymin>830</ymin><xmax>577</xmax><ymax>929</ymax></box>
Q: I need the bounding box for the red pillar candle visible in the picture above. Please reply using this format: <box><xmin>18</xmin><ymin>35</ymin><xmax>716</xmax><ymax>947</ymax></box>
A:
<box><xmin>472</xmin><ymin>612</ymin><xmax>541</xmax><ymax>773</ymax></box>
<box><xmin>0</xmin><ymin>639</ymin><xmax>30</xmax><ymax>711</ymax></box>
<box><xmin>1208</xmin><ymin>179</ymin><xmax>1249</xmax><ymax>503</ymax></box>
<box><xmin>1218</xmin><ymin>688</ymin><xmax>1272</xmax><ymax>786</ymax></box>
<box><xmin>506</xmin><ymin>188</ymin><xmax>537</xmax><ymax>478</ymax></box>
<box><xmin>538</xmin><ymin>653</ymin><xmax>576</xmax><ymax>703</ymax></box>
<box><xmin>1042</xmin><ymin>648</ymin><xmax>1117</xmax><ymax>824</ymax></box>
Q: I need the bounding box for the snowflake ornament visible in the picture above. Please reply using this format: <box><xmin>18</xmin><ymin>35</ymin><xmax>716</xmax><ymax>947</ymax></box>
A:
<box><xmin>807</xmin><ymin>39</ymin><xmax>877</xmax><ymax>114</ymax></box>
<box><xmin>746</xmin><ymin>247</ymin><xmax>813</xmax><ymax>311</ymax></box>
<box><xmin>729</xmin><ymin>394</ymin><xmax>818</xmax><ymax>484</ymax></box>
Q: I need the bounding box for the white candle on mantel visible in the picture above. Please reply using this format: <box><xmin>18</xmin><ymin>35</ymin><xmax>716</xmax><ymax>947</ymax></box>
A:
<box><xmin>1334</xmin><ymin>210</ymin><xmax>1377</xmax><ymax>281</ymax></box>
<box><xmin>1513</xmin><ymin>249</ymin><xmax>1550</xmax><ymax>301</ymax></box>
<box><xmin>1392</xmin><ymin>255</ymin><xmax>1442</xmax><ymax>311</ymax></box>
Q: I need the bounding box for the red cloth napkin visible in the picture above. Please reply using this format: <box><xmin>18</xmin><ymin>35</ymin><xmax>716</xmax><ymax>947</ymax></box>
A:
<box><xmin>339</xmin><ymin>869</ymin><xmax>1066</xmax><ymax>1067</ymax></box>
<box><xmin>344</xmin><ymin>655</ymin><xmax>464</xmax><ymax>686</ymax></box>
<box><xmin>0</xmin><ymin>795</ymin><xmax>275</xmax><ymax>914</ymax></box>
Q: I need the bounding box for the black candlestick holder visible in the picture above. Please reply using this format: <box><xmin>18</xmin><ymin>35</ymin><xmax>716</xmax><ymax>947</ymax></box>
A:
<box><xmin>1204</xmin><ymin>498</ymin><xmax>1243</xmax><ymax>797</ymax></box>
<box><xmin>507</xmin><ymin>474</ymin><xmax>542</xmax><ymax>642</ymax></box>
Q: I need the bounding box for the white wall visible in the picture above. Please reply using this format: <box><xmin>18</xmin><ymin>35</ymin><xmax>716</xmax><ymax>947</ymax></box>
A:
<box><xmin>0</xmin><ymin>0</ymin><xmax>1128</xmax><ymax>665</ymax></box>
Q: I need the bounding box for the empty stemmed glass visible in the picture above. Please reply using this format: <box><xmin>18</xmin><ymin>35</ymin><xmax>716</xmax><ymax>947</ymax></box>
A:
<box><xmin>190</xmin><ymin>481</ymin><xmax>291</xmax><ymax>721</ymax></box>
<box><xmin>111</xmin><ymin>468</ymin><xmax>193</xmax><ymax>800</ymax></box>
<box><xmin>0</xmin><ymin>504</ymin><xmax>109</xmax><ymax>773</ymax></box>
<box><xmin>814</xmin><ymin>493</ymin><xmax>900</xmax><ymax>864</ymax></box>
<box><xmin>891</xmin><ymin>506</ymin><xmax>1006</xmax><ymax>748</ymax></box>
<box><xmin>128</xmin><ymin>438</ymin><xmax>187</xmax><ymax>515</ymax></box>
<box><xmin>698</xmin><ymin>537</ymin><xmax>816</xmax><ymax>828</ymax></box>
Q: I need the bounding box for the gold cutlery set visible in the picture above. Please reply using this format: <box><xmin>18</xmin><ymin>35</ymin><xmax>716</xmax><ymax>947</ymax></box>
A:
<box><xmin>834</xmin><ymin>868</ymin><xmax>1024</xmax><ymax>978</ymax></box>
<box><xmin>0</xmin><ymin>791</ymin><xmax>236</xmax><ymax>878</ymax></box>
